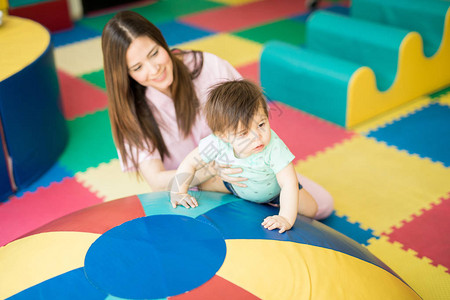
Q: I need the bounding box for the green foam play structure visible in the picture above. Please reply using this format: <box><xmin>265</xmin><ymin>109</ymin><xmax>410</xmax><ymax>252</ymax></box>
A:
<box><xmin>261</xmin><ymin>0</ymin><xmax>450</xmax><ymax>128</ymax></box>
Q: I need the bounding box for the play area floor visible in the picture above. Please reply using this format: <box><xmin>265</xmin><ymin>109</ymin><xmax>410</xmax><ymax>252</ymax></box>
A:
<box><xmin>0</xmin><ymin>0</ymin><xmax>449</xmax><ymax>299</ymax></box>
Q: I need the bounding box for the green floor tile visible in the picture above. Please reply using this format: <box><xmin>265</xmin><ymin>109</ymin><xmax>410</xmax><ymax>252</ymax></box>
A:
<box><xmin>9</xmin><ymin>0</ymin><xmax>48</xmax><ymax>8</ymax></box>
<box><xmin>77</xmin><ymin>12</ymin><xmax>118</xmax><ymax>33</ymax></box>
<box><xmin>430</xmin><ymin>85</ymin><xmax>450</xmax><ymax>100</ymax></box>
<box><xmin>132</xmin><ymin>0</ymin><xmax>224</xmax><ymax>25</ymax></box>
<box><xmin>77</xmin><ymin>0</ymin><xmax>223</xmax><ymax>34</ymax></box>
<box><xmin>232</xmin><ymin>19</ymin><xmax>306</xmax><ymax>46</ymax></box>
<box><xmin>80</xmin><ymin>70</ymin><xmax>106</xmax><ymax>91</ymax></box>
<box><xmin>58</xmin><ymin>110</ymin><xmax>117</xmax><ymax>173</ymax></box>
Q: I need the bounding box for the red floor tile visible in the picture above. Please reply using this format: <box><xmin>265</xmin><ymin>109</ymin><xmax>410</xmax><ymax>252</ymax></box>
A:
<box><xmin>0</xmin><ymin>177</ymin><xmax>103</xmax><ymax>247</ymax></box>
<box><xmin>268</xmin><ymin>101</ymin><xmax>354</xmax><ymax>162</ymax></box>
<box><xmin>180</xmin><ymin>0</ymin><xmax>306</xmax><ymax>32</ymax></box>
<box><xmin>58</xmin><ymin>70</ymin><xmax>108</xmax><ymax>120</ymax></box>
<box><xmin>237</xmin><ymin>61</ymin><xmax>260</xmax><ymax>84</ymax></box>
<box><xmin>385</xmin><ymin>194</ymin><xmax>450</xmax><ymax>272</ymax></box>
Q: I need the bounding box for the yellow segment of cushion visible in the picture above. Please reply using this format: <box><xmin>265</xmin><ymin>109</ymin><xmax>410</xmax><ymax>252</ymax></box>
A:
<box><xmin>218</xmin><ymin>239</ymin><xmax>420</xmax><ymax>299</ymax></box>
<box><xmin>0</xmin><ymin>232</ymin><xmax>100</xmax><ymax>299</ymax></box>
<box><xmin>0</xmin><ymin>16</ymin><xmax>50</xmax><ymax>82</ymax></box>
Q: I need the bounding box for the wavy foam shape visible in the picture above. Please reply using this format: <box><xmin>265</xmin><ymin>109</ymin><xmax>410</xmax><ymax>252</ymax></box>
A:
<box><xmin>347</xmin><ymin>8</ymin><xmax>450</xmax><ymax>127</ymax></box>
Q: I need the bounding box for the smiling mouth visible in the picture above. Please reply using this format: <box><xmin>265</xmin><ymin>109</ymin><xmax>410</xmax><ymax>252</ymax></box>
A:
<box><xmin>254</xmin><ymin>144</ymin><xmax>264</xmax><ymax>151</ymax></box>
<box><xmin>152</xmin><ymin>69</ymin><xmax>166</xmax><ymax>82</ymax></box>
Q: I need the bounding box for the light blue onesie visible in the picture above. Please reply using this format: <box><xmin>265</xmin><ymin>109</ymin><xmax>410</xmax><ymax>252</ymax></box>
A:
<box><xmin>198</xmin><ymin>129</ymin><xmax>295</xmax><ymax>203</ymax></box>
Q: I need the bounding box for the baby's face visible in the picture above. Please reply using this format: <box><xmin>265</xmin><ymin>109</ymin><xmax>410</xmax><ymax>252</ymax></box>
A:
<box><xmin>222</xmin><ymin>107</ymin><xmax>271</xmax><ymax>158</ymax></box>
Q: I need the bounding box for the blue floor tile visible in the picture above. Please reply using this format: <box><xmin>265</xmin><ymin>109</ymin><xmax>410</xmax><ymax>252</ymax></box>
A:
<box><xmin>159</xmin><ymin>20</ymin><xmax>215</xmax><ymax>47</ymax></box>
<box><xmin>52</xmin><ymin>24</ymin><xmax>102</xmax><ymax>48</ymax></box>
<box><xmin>368</xmin><ymin>103</ymin><xmax>450</xmax><ymax>167</ymax></box>
<box><xmin>14</xmin><ymin>163</ymin><xmax>73</xmax><ymax>197</ymax></box>
<box><xmin>320</xmin><ymin>212</ymin><xmax>376</xmax><ymax>246</ymax></box>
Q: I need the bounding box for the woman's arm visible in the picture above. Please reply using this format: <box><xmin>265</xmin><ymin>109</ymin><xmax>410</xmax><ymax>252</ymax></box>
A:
<box><xmin>139</xmin><ymin>154</ymin><xmax>214</xmax><ymax>192</ymax></box>
<box><xmin>139</xmin><ymin>159</ymin><xmax>176</xmax><ymax>191</ymax></box>
<box><xmin>212</xmin><ymin>163</ymin><xmax>247</xmax><ymax>187</ymax></box>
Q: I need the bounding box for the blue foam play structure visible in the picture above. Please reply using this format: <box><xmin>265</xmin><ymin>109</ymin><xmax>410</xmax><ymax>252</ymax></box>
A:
<box><xmin>0</xmin><ymin>135</ymin><xmax>12</xmax><ymax>200</ymax></box>
<box><xmin>0</xmin><ymin>17</ymin><xmax>68</xmax><ymax>201</ymax></box>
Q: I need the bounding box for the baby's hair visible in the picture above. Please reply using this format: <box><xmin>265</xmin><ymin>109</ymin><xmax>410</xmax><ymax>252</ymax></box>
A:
<box><xmin>205</xmin><ymin>79</ymin><xmax>268</xmax><ymax>135</ymax></box>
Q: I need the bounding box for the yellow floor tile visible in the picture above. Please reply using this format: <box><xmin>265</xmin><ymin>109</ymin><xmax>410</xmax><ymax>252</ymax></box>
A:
<box><xmin>54</xmin><ymin>37</ymin><xmax>103</xmax><ymax>76</ymax></box>
<box><xmin>367</xmin><ymin>236</ymin><xmax>450</xmax><ymax>300</ymax></box>
<box><xmin>438</xmin><ymin>91</ymin><xmax>450</xmax><ymax>106</ymax></box>
<box><xmin>175</xmin><ymin>33</ymin><xmax>262</xmax><ymax>68</ymax></box>
<box><xmin>75</xmin><ymin>159</ymin><xmax>152</xmax><ymax>202</ymax></box>
<box><xmin>296</xmin><ymin>136</ymin><xmax>450</xmax><ymax>234</ymax></box>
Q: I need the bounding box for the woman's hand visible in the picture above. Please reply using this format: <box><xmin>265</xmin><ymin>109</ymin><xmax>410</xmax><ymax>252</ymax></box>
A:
<box><xmin>170</xmin><ymin>192</ymin><xmax>198</xmax><ymax>209</ymax></box>
<box><xmin>212</xmin><ymin>162</ymin><xmax>248</xmax><ymax>187</ymax></box>
<box><xmin>262</xmin><ymin>215</ymin><xmax>292</xmax><ymax>233</ymax></box>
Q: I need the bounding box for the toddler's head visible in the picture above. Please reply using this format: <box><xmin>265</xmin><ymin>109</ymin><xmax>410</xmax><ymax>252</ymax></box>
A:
<box><xmin>205</xmin><ymin>79</ymin><xmax>269</xmax><ymax>135</ymax></box>
<box><xmin>205</xmin><ymin>79</ymin><xmax>271</xmax><ymax>157</ymax></box>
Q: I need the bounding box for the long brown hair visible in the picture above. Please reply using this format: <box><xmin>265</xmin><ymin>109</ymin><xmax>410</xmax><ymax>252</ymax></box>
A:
<box><xmin>102</xmin><ymin>10</ymin><xmax>203</xmax><ymax>170</ymax></box>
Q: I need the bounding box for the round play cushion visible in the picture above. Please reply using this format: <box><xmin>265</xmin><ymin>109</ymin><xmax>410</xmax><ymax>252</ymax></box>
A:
<box><xmin>0</xmin><ymin>191</ymin><xmax>421</xmax><ymax>299</ymax></box>
<box><xmin>0</xmin><ymin>16</ymin><xmax>68</xmax><ymax>201</ymax></box>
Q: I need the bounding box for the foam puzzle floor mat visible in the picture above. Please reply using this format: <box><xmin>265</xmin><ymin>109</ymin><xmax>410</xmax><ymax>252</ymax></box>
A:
<box><xmin>0</xmin><ymin>0</ymin><xmax>449</xmax><ymax>299</ymax></box>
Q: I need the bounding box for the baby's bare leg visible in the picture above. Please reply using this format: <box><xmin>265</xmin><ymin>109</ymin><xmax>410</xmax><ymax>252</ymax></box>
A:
<box><xmin>297</xmin><ymin>188</ymin><xmax>318</xmax><ymax>218</ymax></box>
<box><xmin>296</xmin><ymin>173</ymin><xmax>334</xmax><ymax>219</ymax></box>
<box><xmin>198</xmin><ymin>176</ymin><xmax>231</xmax><ymax>193</ymax></box>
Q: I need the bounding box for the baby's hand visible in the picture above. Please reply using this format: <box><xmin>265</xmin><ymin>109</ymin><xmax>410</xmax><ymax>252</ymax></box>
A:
<box><xmin>170</xmin><ymin>192</ymin><xmax>198</xmax><ymax>209</ymax></box>
<box><xmin>262</xmin><ymin>215</ymin><xmax>292</xmax><ymax>233</ymax></box>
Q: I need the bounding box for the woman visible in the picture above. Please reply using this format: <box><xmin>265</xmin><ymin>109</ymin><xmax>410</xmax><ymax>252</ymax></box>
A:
<box><xmin>102</xmin><ymin>11</ymin><xmax>333</xmax><ymax>219</ymax></box>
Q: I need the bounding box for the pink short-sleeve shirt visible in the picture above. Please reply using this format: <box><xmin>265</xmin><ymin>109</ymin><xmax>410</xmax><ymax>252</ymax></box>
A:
<box><xmin>118</xmin><ymin>52</ymin><xmax>242</xmax><ymax>171</ymax></box>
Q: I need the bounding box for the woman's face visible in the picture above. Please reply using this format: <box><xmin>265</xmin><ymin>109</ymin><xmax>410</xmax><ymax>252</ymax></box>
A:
<box><xmin>126</xmin><ymin>36</ymin><xmax>173</xmax><ymax>96</ymax></box>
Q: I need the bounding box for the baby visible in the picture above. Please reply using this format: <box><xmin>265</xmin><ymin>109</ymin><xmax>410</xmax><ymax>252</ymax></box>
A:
<box><xmin>170</xmin><ymin>79</ymin><xmax>317</xmax><ymax>233</ymax></box>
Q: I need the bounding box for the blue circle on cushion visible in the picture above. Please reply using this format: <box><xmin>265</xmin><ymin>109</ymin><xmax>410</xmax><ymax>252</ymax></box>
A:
<box><xmin>84</xmin><ymin>215</ymin><xmax>226</xmax><ymax>299</ymax></box>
